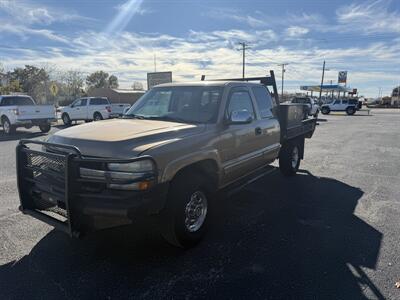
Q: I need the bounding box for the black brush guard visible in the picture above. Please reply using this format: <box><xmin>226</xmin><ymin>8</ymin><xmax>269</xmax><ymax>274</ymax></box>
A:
<box><xmin>16</xmin><ymin>140</ymin><xmax>157</xmax><ymax>237</ymax></box>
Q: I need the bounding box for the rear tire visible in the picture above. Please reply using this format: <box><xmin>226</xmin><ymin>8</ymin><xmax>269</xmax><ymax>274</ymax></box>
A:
<box><xmin>279</xmin><ymin>142</ymin><xmax>301</xmax><ymax>176</ymax></box>
<box><xmin>62</xmin><ymin>113</ymin><xmax>71</xmax><ymax>126</ymax></box>
<box><xmin>159</xmin><ymin>172</ymin><xmax>210</xmax><ymax>248</ymax></box>
<box><xmin>93</xmin><ymin>112</ymin><xmax>103</xmax><ymax>121</ymax></box>
<box><xmin>39</xmin><ymin>124</ymin><xmax>51</xmax><ymax>133</ymax></box>
<box><xmin>321</xmin><ymin>107</ymin><xmax>330</xmax><ymax>115</ymax></box>
<box><xmin>2</xmin><ymin>117</ymin><xmax>15</xmax><ymax>135</ymax></box>
<box><xmin>346</xmin><ymin>106</ymin><xmax>356</xmax><ymax>115</ymax></box>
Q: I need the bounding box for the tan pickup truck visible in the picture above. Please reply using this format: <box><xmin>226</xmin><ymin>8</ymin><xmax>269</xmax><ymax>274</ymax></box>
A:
<box><xmin>16</xmin><ymin>73</ymin><xmax>316</xmax><ymax>248</ymax></box>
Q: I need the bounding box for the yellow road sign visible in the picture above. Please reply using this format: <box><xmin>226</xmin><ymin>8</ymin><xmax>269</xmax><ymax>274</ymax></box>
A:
<box><xmin>50</xmin><ymin>83</ymin><xmax>58</xmax><ymax>96</ymax></box>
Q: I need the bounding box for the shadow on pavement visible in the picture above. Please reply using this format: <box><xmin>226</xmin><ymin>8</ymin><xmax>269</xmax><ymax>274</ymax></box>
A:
<box><xmin>0</xmin><ymin>170</ymin><xmax>383</xmax><ymax>299</ymax></box>
<box><xmin>0</xmin><ymin>130</ymin><xmax>47</xmax><ymax>142</ymax></box>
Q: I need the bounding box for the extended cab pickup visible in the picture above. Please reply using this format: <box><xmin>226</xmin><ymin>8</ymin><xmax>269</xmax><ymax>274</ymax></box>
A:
<box><xmin>16</xmin><ymin>73</ymin><xmax>317</xmax><ymax>248</ymax></box>
<box><xmin>0</xmin><ymin>95</ymin><xmax>56</xmax><ymax>135</ymax></box>
<box><xmin>61</xmin><ymin>97</ymin><xmax>111</xmax><ymax>125</ymax></box>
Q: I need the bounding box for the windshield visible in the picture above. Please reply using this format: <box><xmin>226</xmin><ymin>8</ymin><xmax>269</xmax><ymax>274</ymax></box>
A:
<box><xmin>125</xmin><ymin>86</ymin><xmax>222</xmax><ymax>124</ymax></box>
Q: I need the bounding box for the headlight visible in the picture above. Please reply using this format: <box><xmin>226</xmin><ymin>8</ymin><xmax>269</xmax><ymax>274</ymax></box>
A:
<box><xmin>108</xmin><ymin>160</ymin><xmax>154</xmax><ymax>173</ymax></box>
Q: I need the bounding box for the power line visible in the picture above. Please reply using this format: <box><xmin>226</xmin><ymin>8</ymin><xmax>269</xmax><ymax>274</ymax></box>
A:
<box><xmin>237</xmin><ymin>42</ymin><xmax>251</xmax><ymax>78</ymax></box>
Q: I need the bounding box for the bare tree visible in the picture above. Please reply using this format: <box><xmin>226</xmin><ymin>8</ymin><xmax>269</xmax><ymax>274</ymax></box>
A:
<box><xmin>132</xmin><ymin>81</ymin><xmax>144</xmax><ymax>90</ymax></box>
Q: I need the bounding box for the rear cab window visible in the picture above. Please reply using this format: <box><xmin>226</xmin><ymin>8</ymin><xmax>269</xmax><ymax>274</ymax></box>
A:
<box><xmin>252</xmin><ymin>86</ymin><xmax>275</xmax><ymax>118</ymax></box>
<box><xmin>1</xmin><ymin>96</ymin><xmax>35</xmax><ymax>106</ymax></box>
<box><xmin>89</xmin><ymin>98</ymin><xmax>110</xmax><ymax>105</ymax></box>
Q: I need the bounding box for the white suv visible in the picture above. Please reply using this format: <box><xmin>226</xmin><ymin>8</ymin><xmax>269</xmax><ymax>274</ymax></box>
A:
<box><xmin>321</xmin><ymin>99</ymin><xmax>358</xmax><ymax>115</ymax></box>
<box><xmin>61</xmin><ymin>97</ymin><xmax>111</xmax><ymax>126</ymax></box>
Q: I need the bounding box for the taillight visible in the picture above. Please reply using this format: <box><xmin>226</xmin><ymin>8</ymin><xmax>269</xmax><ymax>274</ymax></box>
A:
<box><xmin>106</xmin><ymin>106</ymin><xmax>111</xmax><ymax>113</ymax></box>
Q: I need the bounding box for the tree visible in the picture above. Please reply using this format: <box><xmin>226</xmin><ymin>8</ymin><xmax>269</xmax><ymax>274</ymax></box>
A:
<box><xmin>86</xmin><ymin>71</ymin><xmax>109</xmax><ymax>89</ymax></box>
<box><xmin>8</xmin><ymin>65</ymin><xmax>49</xmax><ymax>102</ymax></box>
<box><xmin>132</xmin><ymin>81</ymin><xmax>144</xmax><ymax>90</ymax></box>
<box><xmin>61</xmin><ymin>70</ymin><xmax>84</xmax><ymax>101</ymax></box>
<box><xmin>108</xmin><ymin>75</ymin><xmax>119</xmax><ymax>89</ymax></box>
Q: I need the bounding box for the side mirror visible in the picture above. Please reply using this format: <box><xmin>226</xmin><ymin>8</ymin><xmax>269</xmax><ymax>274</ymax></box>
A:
<box><xmin>228</xmin><ymin>110</ymin><xmax>253</xmax><ymax>124</ymax></box>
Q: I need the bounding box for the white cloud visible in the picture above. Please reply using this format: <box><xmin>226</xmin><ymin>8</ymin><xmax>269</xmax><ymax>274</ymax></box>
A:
<box><xmin>205</xmin><ymin>8</ymin><xmax>267</xmax><ymax>28</ymax></box>
<box><xmin>285</xmin><ymin>26</ymin><xmax>309</xmax><ymax>37</ymax></box>
<box><xmin>0</xmin><ymin>23</ymin><xmax>69</xmax><ymax>43</ymax></box>
<box><xmin>105</xmin><ymin>0</ymin><xmax>145</xmax><ymax>34</ymax></box>
<box><xmin>0</xmin><ymin>0</ymin><xmax>93</xmax><ymax>25</ymax></box>
<box><xmin>336</xmin><ymin>0</ymin><xmax>400</xmax><ymax>34</ymax></box>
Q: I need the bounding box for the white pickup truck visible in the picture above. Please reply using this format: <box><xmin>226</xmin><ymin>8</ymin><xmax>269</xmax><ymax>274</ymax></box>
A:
<box><xmin>0</xmin><ymin>95</ymin><xmax>56</xmax><ymax>135</ymax></box>
<box><xmin>60</xmin><ymin>97</ymin><xmax>112</xmax><ymax>125</ymax></box>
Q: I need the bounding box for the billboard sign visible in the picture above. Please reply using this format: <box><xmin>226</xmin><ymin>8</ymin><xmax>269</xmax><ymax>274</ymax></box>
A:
<box><xmin>338</xmin><ymin>71</ymin><xmax>347</xmax><ymax>84</ymax></box>
<box><xmin>147</xmin><ymin>72</ymin><xmax>172</xmax><ymax>89</ymax></box>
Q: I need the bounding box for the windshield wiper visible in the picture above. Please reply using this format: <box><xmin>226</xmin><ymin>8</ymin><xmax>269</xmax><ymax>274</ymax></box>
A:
<box><xmin>122</xmin><ymin>114</ymin><xmax>146</xmax><ymax>119</ymax></box>
<box><xmin>146</xmin><ymin>116</ymin><xmax>198</xmax><ymax>124</ymax></box>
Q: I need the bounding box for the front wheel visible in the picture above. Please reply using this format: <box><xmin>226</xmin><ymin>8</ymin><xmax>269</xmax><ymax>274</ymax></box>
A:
<box><xmin>39</xmin><ymin>123</ymin><xmax>51</xmax><ymax>133</ymax></box>
<box><xmin>279</xmin><ymin>142</ymin><xmax>301</xmax><ymax>176</ymax></box>
<box><xmin>159</xmin><ymin>173</ymin><xmax>209</xmax><ymax>248</ymax></box>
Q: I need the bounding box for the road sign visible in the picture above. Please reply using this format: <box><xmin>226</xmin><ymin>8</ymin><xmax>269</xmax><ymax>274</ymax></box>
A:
<box><xmin>50</xmin><ymin>83</ymin><xmax>58</xmax><ymax>96</ymax></box>
<box><xmin>338</xmin><ymin>71</ymin><xmax>347</xmax><ymax>84</ymax></box>
<box><xmin>147</xmin><ymin>72</ymin><xmax>172</xmax><ymax>89</ymax></box>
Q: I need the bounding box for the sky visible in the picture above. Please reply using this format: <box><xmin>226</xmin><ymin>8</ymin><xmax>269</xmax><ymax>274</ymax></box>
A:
<box><xmin>0</xmin><ymin>0</ymin><xmax>399</xmax><ymax>97</ymax></box>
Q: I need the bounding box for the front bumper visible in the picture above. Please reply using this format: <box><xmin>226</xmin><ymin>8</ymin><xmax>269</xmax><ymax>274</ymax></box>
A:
<box><xmin>16</xmin><ymin>140</ymin><xmax>168</xmax><ymax>237</ymax></box>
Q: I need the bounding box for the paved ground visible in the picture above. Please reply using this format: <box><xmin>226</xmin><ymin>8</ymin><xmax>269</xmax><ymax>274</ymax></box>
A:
<box><xmin>0</xmin><ymin>109</ymin><xmax>399</xmax><ymax>299</ymax></box>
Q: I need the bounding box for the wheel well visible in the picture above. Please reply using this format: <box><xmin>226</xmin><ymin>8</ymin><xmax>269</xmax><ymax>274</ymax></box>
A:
<box><xmin>172</xmin><ymin>160</ymin><xmax>219</xmax><ymax>192</ymax></box>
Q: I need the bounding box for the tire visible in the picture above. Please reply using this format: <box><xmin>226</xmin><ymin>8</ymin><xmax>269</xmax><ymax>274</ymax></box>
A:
<box><xmin>2</xmin><ymin>117</ymin><xmax>16</xmax><ymax>135</ymax></box>
<box><xmin>321</xmin><ymin>107</ymin><xmax>330</xmax><ymax>115</ymax></box>
<box><xmin>62</xmin><ymin>113</ymin><xmax>71</xmax><ymax>126</ymax></box>
<box><xmin>346</xmin><ymin>106</ymin><xmax>356</xmax><ymax>115</ymax></box>
<box><xmin>39</xmin><ymin>123</ymin><xmax>51</xmax><ymax>133</ymax></box>
<box><xmin>279</xmin><ymin>142</ymin><xmax>301</xmax><ymax>176</ymax></box>
<box><xmin>93</xmin><ymin>112</ymin><xmax>103</xmax><ymax>121</ymax></box>
<box><xmin>159</xmin><ymin>172</ymin><xmax>210</xmax><ymax>248</ymax></box>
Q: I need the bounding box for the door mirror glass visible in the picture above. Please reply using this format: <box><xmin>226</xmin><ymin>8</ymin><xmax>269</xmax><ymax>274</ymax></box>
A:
<box><xmin>228</xmin><ymin>110</ymin><xmax>253</xmax><ymax>124</ymax></box>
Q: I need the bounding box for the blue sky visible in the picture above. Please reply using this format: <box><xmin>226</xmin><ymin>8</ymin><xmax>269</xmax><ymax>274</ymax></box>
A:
<box><xmin>0</xmin><ymin>0</ymin><xmax>399</xmax><ymax>97</ymax></box>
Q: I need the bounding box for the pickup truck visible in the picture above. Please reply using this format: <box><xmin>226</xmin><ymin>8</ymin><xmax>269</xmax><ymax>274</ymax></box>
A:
<box><xmin>16</xmin><ymin>72</ymin><xmax>316</xmax><ymax>248</ymax></box>
<box><xmin>290</xmin><ymin>96</ymin><xmax>319</xmax><ymax>117</ymax></box>
<box><xmin>61</xmin><ymin>97</ymin><xmax>111</xmax><ymax>125</ymax></box>
<box><xmin>321</xmin><ymin>98</ymin><xmax>358</xmax><ymax>115</ymax></box>
<box><xmin>0</xmin><ymin>95</ymin><xmax>56</xmax><ymax>135</ymax></box>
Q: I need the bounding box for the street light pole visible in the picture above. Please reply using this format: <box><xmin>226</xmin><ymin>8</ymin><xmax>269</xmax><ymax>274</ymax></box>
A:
<box><xmin>319</xmin><ymin>60</ymin><xmax>326</xmax><ymax>103</ymax></box>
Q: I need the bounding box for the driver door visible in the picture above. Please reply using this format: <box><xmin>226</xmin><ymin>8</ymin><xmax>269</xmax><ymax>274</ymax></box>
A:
<box><xmin>219</xmin><ymin>87</ymin><xmax>265</xmax><ymax>183</ymax></box>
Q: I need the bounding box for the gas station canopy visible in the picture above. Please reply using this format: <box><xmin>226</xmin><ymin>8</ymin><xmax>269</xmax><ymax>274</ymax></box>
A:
<box><xmin>300</xmin><ymin>84</ymin><xmax>353</xmax><ymax>93</ymax></box>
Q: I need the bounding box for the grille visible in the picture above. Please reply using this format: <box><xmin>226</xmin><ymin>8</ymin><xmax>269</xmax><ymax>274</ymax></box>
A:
<box><xmin>23</xmin><ymin>149</ymin><xmax>68</xmax><ymax>219</ymax></box>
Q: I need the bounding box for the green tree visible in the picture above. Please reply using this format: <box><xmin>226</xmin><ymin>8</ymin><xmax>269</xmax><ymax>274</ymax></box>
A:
<box><xmin>86</xmin><ymin>71</ymin><xmax>109</xmax><ymax>89</ymax></box>
<box><xmin>9</xmin><ymin>65</ymin><xmax>49</xmax><ymax>98</ymax></box>
<box><xmin>108</xmin><ymin>75</ymin><xmax>119</xmax><ymax>89</ymax></box>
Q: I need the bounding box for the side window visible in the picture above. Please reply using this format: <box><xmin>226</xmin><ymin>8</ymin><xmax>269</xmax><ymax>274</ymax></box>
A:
<box><xmin>227</xmin><ymin>90</ymin><xmax>255</xmax><ymax>119</ymax></box>
<box><xmin>342</xmin><ymin>100</ymin><xmax>348</xmax><ymax>105</ymax></box>
<box><xmin>90</xmin><ymin>98</ymin><xmax>109</xmax><ymax>105</ymax></box>
<box><xmin>252</xmin><ymin>86</ymin><xmax>274</xmax><ymax>118</ymax></box>
<box><xmin>80</xmin><ymin>99</ymin><xmax>88</xmax><ymax>106</ymax></box>
<box><xmin>72</xmin><ymin>99</ymin><xmax>81</xmax><ymax>107</ymax></box>
<box><xmin>334</xmin><ymin>100</ymin><xmax>340</xmax><ymax>105</ymax></box>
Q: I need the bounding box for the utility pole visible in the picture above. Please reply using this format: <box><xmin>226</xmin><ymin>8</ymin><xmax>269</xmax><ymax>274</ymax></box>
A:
<box><xmin>319</xmin><ymin>60</ymin><xmax>326</xmax><ymax>103</ymax></box>
<box><xmin>277</xmin><ymin>63</ymin><xmax>289</xmax><ymax>100</ymax></box>
<box><xmin>238</xmin><ymin>42</ymin><xmax>250</xmax><ymax>78</ymax></box>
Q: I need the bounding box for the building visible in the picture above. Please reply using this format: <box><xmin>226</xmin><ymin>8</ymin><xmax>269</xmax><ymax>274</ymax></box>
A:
<box><xmin>88</xmin><ymin>88</ymin><xmax>145</xmax><ymax>105</ymax></box>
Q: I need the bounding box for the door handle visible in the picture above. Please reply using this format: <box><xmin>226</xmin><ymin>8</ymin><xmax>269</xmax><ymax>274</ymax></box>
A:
<box><xmin>255</xmin><ymin>127</ymin><xmax>262</xmax><ymax>135</ymax></box>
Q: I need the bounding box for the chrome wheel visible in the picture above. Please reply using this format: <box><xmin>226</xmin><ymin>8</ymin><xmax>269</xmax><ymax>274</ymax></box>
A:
<box><xmin>185</xmin><ymin>191</ymin><xmax>208</xmax><ymax>233</ymax></box>
<box><xmin>291</xmin><ymin>146</ymin><xmax>299</xmax><ymax>169</ymax></box>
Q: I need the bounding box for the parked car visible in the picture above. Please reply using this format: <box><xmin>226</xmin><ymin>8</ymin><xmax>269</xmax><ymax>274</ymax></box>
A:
<box><xmin>16</xmin><ymin>74</ymin><xmax>317</xmax><ymax>248</ymax></box>
<box><xmin>110</xmin><ymin>103</ymin><xmax>131</xmax><ymax>118</ymax></box>
<box><xmin>321</xmin><ymin>98</ymin><xmax>358</xmax><ymax>115</ymax></box>
<box><xmin>60</xmin><ymin>97</ymin><xmax>111</xmax><ymax>125</ymax></box>
<box><xmin>0</xmin><ymin>95</ymin><xmax>56</xmax><ymax>135</ymax></box>
<box><xmin>290</xmin><ymin>97</ymin><xmax>319</xmax><ymax>117</ymax></box>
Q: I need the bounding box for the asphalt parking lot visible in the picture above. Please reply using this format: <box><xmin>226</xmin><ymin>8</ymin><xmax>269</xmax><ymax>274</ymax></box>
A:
<box><xmin>0</xmin><ymin>109</ymin><xmax>399</xmax><ymax>299</ymax></box>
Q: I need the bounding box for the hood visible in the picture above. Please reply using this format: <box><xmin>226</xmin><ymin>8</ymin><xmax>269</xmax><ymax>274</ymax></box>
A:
<box><xmin>49</xmin><ymin>119</ymin><xmax>205</xmax><ymax>158</ymax></box>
